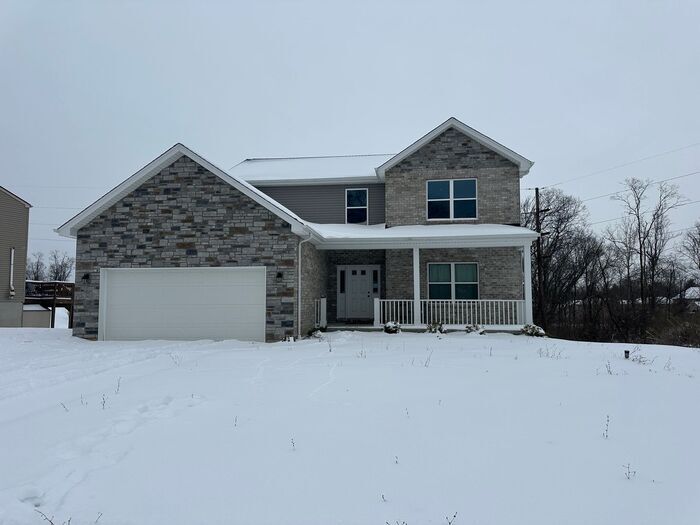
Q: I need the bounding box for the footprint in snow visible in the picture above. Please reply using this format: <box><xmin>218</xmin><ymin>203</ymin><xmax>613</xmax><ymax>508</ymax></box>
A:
<box><xmin>17</xmin><ymin>486</ymin><xmax>44</xmax><ymax>508</ymax></box>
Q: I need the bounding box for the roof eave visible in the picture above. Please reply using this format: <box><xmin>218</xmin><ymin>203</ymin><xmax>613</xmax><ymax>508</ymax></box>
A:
<box><xmin>0</xmin><ymin>186</ymin><xmax>32</xmax><ymax>208</ymax></box>
<box><xmin>250</xmin><ymin>175</ymin><xmax>382</xmax><ymax>187</ymax></box>
<box><xmin>313</xmin><ymin>232</ymin><xmax>539</xmax><ymax>250</ymax></box>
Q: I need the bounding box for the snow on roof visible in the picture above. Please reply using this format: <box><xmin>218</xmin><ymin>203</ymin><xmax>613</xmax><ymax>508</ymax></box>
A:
<box><xmin>674</xmin><ymin>286</ymin><xmax>700</xmax><ymax>300</ymax></box>
<box><xmin>229</xmin><ymin>154</ymin><xmax>394</xmax><ymax>186</ymax></box>
<box><xmin>23</xmin><ymin>304</ymin><xmax>50</xmax><ymax>311</ymax></box>
<box><xmin>306</xmin><ymin>222</ymin><xmax>538</xmax><ymax>249</ymax></box>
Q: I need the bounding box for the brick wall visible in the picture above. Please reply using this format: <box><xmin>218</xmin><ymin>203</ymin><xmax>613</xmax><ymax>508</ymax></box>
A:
<box><xmin>300</xmin><ymin>242</ymin><xmax>327</xmax><ymax>334</ymax></box>
<box><xmin>74</xmin><ymin>155</ymin><xmax>299</xmax><ymax>342</ymax></box>
<box><xmin>385</xmin><ymin>127</ymin><xmax>520</xmax><ymax>227</ymax></box>
<box><xmin>385</xmin><ymin>247</ymin><xmax>523</xmax><ymax>300</ymax></box>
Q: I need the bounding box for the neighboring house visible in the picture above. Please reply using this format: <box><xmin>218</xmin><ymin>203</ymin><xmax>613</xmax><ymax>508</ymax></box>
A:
<box><xmin>0</xmin><ymin>186</ymin><xmax>30</xmax><ymax>327</ymax></box>
<box><xmin>57</xmin><ymin>117</ymin><xmax>538</xmax><ymax>342</ymax></box>
<box><xmin>673</xmin><ymin>286</ymin><xmax>700</xmax><ymax>313</ymax></box>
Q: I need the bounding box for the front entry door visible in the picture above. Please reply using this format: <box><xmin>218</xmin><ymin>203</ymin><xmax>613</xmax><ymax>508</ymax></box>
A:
<box><xmin>337</xmin><ymin>265</ymin><xmax>380</xmax><ymax>320</ymax></box>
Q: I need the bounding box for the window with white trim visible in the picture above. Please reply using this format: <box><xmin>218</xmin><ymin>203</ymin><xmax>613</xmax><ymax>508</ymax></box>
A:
<box><xmin>428</xmin><ymin>263</ymin><xmax>479</xmax><ymax>300</ymax></box>
<box><xmin>426</xmin><ymin>179</ymin><xmax>477</xmax><ymax>220</ymax></box>
<box><xmin>346</xmin><ymin>188</ymin><xmax>368</xmax><ymax>224</ymax></box>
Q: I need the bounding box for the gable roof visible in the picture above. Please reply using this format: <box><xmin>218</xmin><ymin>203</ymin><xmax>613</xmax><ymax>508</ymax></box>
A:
<box><xmin>0</xmin><ymin>186</ymin><xmax>32</xmax><ymax>208</ymax></box>
<box><xmin>230</xmin><ymin>154</ymin><xmax>394</xmax><ymax>186</ymax></box>
<box><xmin>375</xmin><ymin>117</ymin><xmax>534</xmax><ymax>178</ymax></box>
<box><xmin>56</xmin><ymin>143</ymin><xmax>311</xmax><ymax>238</ymax></box>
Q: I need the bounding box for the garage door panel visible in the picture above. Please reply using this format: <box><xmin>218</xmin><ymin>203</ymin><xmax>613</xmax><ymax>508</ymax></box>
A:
<box><xmin>106</xmin><ymin>284</ymin><xmax>266</xmax><ymax>307</ymax></box>
<box><xmin>99</xmin><ymin>267</ymin><xmax>267</xmax><ymax>342</ymax></box>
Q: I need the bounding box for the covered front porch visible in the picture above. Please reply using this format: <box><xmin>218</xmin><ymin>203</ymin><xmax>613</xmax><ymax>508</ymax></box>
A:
<box><xmin>306</xmin><ymin>223</ymin><xmax>537</xmax><ymax>332</ymax></box>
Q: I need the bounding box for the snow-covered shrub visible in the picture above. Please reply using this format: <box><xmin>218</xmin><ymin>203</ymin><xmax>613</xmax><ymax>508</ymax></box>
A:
<box><xmin>521</xmin><ymin>323</ymin><xmax>546</xmax><ymax>337</ymax></box>
<box><xmin>384</xmin><ymin>321</ymin><xmax>401</xmax><ymax>334</ymax></box>
<box><xmin>465</xmin><ymin>324</ymin><xmax>485</xmax><ymax>335</ymax></box>
<box><xmin>425</xmin><ymin>322</ymin><xmax>447</xmax><ymax>334</ymax></box>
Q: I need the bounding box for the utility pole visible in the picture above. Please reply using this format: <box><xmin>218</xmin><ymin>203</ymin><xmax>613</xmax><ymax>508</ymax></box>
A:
<box><xmin>534</xmin><ymin>188</ymin><xmax>546</xmax><ymax>330</ymax></box>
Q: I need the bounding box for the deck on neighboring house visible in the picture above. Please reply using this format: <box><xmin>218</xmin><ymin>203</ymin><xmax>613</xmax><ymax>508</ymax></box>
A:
<box><xmin>24</xmin><ymin>281</ymin><xmax>75</xmax><ymax>328</ymax></box>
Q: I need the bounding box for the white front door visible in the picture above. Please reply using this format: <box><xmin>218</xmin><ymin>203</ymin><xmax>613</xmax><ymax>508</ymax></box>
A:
<box><xmin>337</xmin><ymin>265</ymin><xmax>380</xmax><ymax>320</ymax></box>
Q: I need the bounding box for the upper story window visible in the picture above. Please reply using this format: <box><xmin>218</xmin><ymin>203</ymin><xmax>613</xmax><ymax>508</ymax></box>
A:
<box><xmin>346</xmin><ymin>188</ymin><xmax>368</xmax><ymax>224</ymax></box>
<box><xmin>426</xmin><ymin>179</ymin><xmax>477</xmax><ymax>220</ymax></box>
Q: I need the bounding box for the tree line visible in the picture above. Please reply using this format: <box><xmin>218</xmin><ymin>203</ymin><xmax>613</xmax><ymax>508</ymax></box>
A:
<box><xmin>26</xmin><ymin>250</ymin><xmax>75</xmax><ymax>282</ymax></box>
<box><xmin>522</xmin><ymin>177</ymin><xmax>700</xmax><ymax>346</ymax></box>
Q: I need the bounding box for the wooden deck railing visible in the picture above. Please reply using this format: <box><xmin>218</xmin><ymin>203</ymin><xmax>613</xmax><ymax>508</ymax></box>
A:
<box><xmin>24</xmin><ymin>280</ymin><xmax>75</xmax><ymax>328</ymax></box>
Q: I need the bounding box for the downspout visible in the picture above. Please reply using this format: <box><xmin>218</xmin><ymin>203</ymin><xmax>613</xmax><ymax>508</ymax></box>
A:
<box><xmin>9</xmin><ymin>247</ymin><xmax>15</xmax><ymax>298</ymax></box>
<box><xmin>297</xmin><ymin>234</ymin><xmax>313</xmax><ymax>339</ymax></box>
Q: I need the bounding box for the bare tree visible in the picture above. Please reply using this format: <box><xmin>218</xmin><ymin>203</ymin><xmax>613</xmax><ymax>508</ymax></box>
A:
<box><xmin>613</xmin><ymin>179</ymin><xmax>683</xmax><ymax>313</ymax></box>
<box><xmin>48</xmin><ymin>250</ymin><xmax>75</xmax><ymax>281</ymax></box>
<box><xmin>681</xmin><ymin>221</ymin><xmax>700</xmax><ymax>279</ymax></box>
<box><xmin>522</xmin><ymin>189</ymin><xmax>594</xmax><ymax>328</ymax></box>
<box><xmin>26</xmin><ymin>252</ymin><xmax>47</xmax><ymax>281</ymax></box>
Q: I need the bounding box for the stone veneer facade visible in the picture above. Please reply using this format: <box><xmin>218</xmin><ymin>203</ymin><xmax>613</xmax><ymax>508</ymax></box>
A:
<box><xmin>74</xmin><ymin>155</ymin><xmax>300</xmax><ymax>342</ymax></box>
<box><xmin>384</xmin><ymin>127</ymin><xmax>521</xmax><ymax>227</ymax></box>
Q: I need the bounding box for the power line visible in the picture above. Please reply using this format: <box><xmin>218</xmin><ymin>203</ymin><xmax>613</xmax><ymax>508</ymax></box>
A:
<box><xmin>7</xmin><ymin>184</ymin><xmax>105</xmax><ymax>190</ymax></box>
<box><xmin>580</xmin><ymin>170</ymin><xmax>700</xmax><ymax>203</ymax></box>
<box><xmin>32</xmin><ymin>206</ymin><xmax>83</xmax><ymax>210</ymax></box>
<box><xmin>29</xmin><ymin>238</ymin><xmax>74</xmax><ymax>242</ymax></box>
<box><xmin>544</xmin><ymin>140</ymin><xmax>700</xmax><ymax>189</ymax></box>
<box><xmin>669</xmin><ymin>225</ymin><xmax>697</xmax><ymax>235</ymax></box>
<box><xmin>589</xmin><ymin>199</ymin><xmax>700</xmax><ymax>227</ymax></box>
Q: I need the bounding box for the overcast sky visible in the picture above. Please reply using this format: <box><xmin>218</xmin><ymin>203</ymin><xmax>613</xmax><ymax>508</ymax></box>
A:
<box><xmin>1</xmin><ymin>0</ymin><xmax>699</xmax><ymax>258</ymax></box>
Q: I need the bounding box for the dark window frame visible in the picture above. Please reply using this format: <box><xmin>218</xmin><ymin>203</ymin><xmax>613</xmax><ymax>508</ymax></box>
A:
<box><xmin>345</xmin><ymin>188</ymin><xmax>369</xmax><ymax>224</ymax></box>
<box><xmin>427</xmin><ymin>262</ymin><xmax>479</xmax><ymax>300</ymax></box>
<box><xmin>426</xmin><ymin>179</ymin><xmax>478</xmax><ymax>221</ymax></box>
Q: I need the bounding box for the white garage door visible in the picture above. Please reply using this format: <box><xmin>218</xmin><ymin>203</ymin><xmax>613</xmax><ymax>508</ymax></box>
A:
<box><xmin>98</xmin><ymin>267</ymin><xmax>266</xmax><ymax>342</ymax></box>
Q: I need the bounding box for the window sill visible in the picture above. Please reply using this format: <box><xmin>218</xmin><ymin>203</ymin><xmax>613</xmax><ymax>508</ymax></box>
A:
<box><xmin>426</xmin><ymin>218</ymin><xmax>479</xmax><ymax>222</ymax></box>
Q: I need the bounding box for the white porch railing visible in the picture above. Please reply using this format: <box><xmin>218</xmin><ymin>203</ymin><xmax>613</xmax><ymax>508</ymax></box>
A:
<box><xmin>374</xmin><ymin>298</ymin><xmax>525</xmax><ymax>327</ymax></box>
<box><xmin>314</xmin><ymin>298</ymin><xmax>327</xmax><ymax>328</ymax></box>
<box><xmin>374</xmin><ymin>299</ymin><xmax>414</xmax><ymax>326</ymax></box>
<box><xmin>421</xmin><ymin>299</ymin><xmax>525</xmax><ymax>327</ymax></box>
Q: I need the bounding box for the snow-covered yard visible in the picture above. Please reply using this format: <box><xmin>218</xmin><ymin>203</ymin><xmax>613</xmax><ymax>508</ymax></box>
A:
<box><xmin>0</xmin><ymin>329</ymin><xmax>698</xmax><ymax>525</ymax></box>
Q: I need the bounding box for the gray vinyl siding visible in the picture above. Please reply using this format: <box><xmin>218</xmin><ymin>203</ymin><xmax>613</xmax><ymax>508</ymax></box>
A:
<box><xmin>0</xmin><ymin>190</ymin><xmax>29</xmax><ymax>306</ymax></box>
<box><xmin>257</xmin><ymin>183</ymin><xmax>385</xmax><ymax>224</ymax></box>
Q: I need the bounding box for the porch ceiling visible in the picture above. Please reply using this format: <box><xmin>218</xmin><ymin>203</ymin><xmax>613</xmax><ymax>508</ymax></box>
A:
<box><xmin>306</xmin><ymin>222</ymin><xmax>538</xmax><ymax>250</ymax></box>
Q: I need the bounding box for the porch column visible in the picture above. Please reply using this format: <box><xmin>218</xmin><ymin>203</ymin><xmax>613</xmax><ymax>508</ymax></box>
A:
<box><xmin>413</xmin><ymin>247</ymin><xmax>421</xmax><ymax>325</ymax></box>
<box><xmin>523</xmin><ymin>243</ymin><xmax>534</xmax><ymax>325</ymax></box>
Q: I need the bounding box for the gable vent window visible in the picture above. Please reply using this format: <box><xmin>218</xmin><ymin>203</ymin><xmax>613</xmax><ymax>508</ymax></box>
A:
<box><xmin>346</xmin><ymin>188</ymin><xmax>368</xmax><ymax>224</ymax></box>
<box><xmin>427</xmin><ymin>179</ymin><xmax>477</xmax><ymax>220</ymax></box>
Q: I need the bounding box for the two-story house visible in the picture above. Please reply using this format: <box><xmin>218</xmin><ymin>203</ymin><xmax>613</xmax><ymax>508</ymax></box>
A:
<box><xmin>57</xmin><ymin>118</ymin><xmax>538</xmax><ymax>342</ymax></box>
<box><xmin>0</xmin><ymin>186</ymin><xmax>31</xmax><ymax>327</ymax></box>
